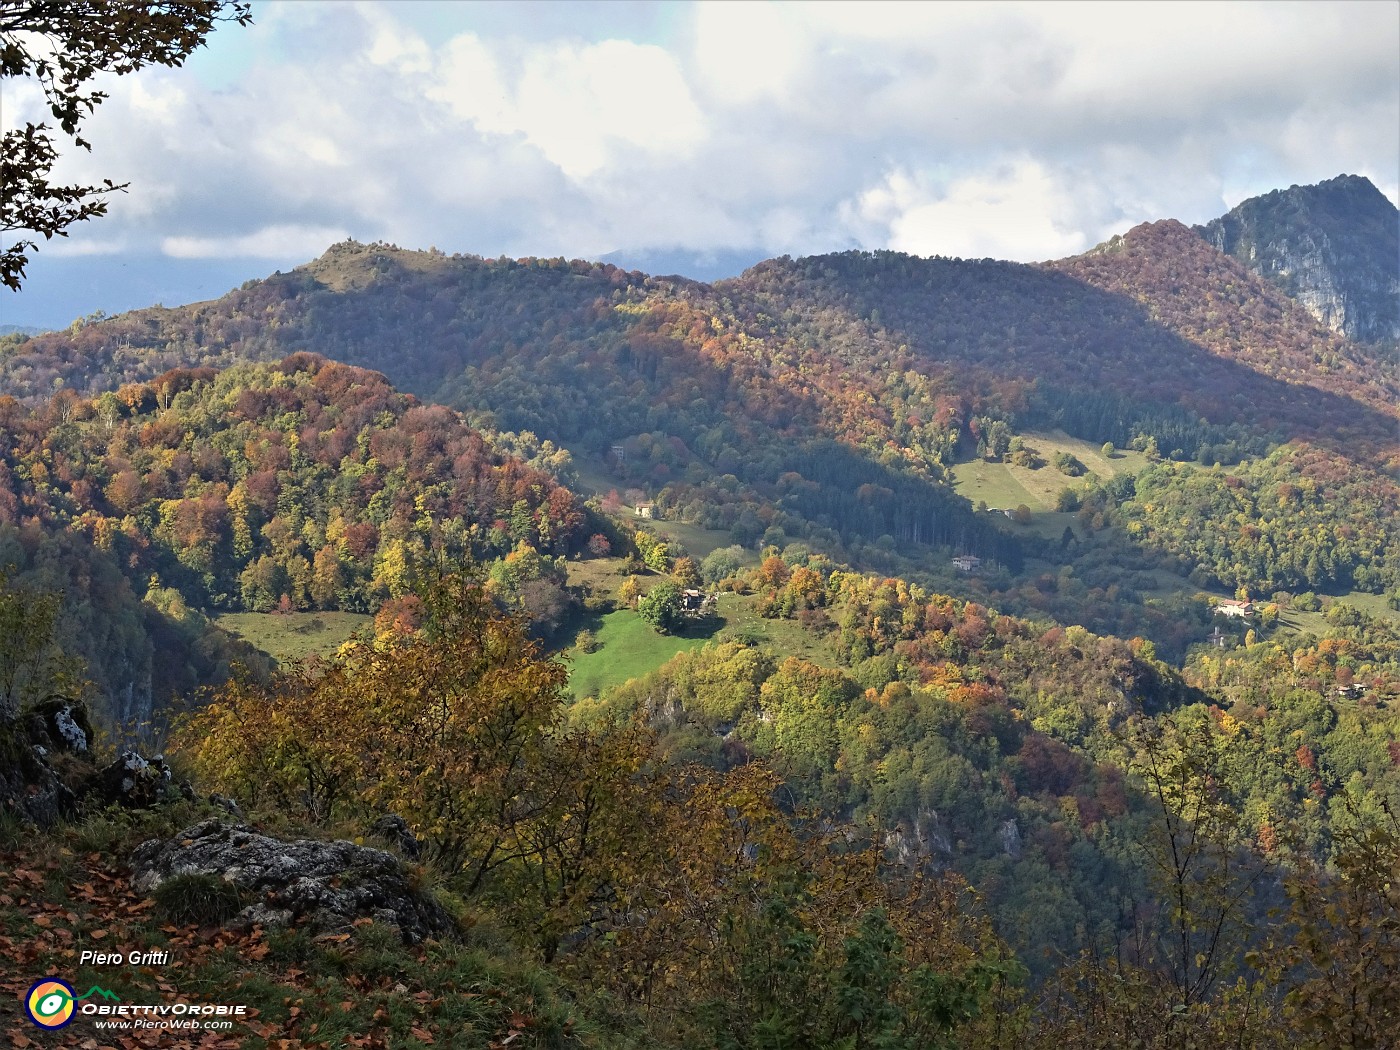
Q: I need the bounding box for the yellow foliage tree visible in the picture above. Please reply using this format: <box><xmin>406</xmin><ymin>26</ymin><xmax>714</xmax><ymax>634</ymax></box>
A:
<box><xmin>174</xmin><ymin>569</ymin><xmax>565</xmax><ymax>882</ymax></box>
<box><xmin>175</xmin><ymin>567</ymin><xmax>1016</xmax><ymax>1040</ymax></box>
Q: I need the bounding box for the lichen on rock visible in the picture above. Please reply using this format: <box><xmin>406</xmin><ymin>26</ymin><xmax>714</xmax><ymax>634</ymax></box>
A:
<box><xmin>130</xmin><ymin>819</ymin><xmax>454</xmax><ymax>944</ymax></box>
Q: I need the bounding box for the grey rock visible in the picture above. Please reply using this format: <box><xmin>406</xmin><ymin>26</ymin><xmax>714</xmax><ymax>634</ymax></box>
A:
<box><xmin>53</xmin><ymin>706</ymin><xmax>89</xmax><ymax>751</ymax></box>
<box><xmin>0</xmin><ymin>699</ymin><xmax>93</xmax><ymax>826</ymax></box>
<box><xmin>1196</xmin><ymin>174</ymin><xmax>1400</xmax><ymax>344</ymax></box>
<box><xmin>882</xmin><ymin>806</ymin><xmax>954</xmax><ymax>871</ymax></box>
<box><xmin>24</xmin><ymin>699</ymin><xmax>94</xmax><ymax>756</ymax></box>
<box><xmin>0</xmin><ymin>743</ymin><xmax>74</xmax><ymax>826</ymax></box>
<box><xmin>85</xmin><ymin>749</ymin><xmax>173</xmax><ymax>809</ymax></box>
<box><xmin>1000</xmin><ymin>818</ymin><xmax>1023</xmax><ymax>859</ymax></box>
<box><xmin>209</xmin><ymin>793</ymin><xmax>245</xmax><ymax>821</ymax></box>
<box><xmin>130</xmin><ymin>819</ymin><xmax>453</xmax><ymax>944</ymax></box>
<box><xmin>3</xmin><ymin>701</ymin><xmax>183</xmax><ymax>825</ymax></box>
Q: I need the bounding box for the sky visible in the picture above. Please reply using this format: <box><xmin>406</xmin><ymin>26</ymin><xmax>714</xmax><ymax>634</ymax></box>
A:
<box><xmin>3</xmin><ymin>0</ymin><xmax>1397</xmax><ymax>330</ymax></box>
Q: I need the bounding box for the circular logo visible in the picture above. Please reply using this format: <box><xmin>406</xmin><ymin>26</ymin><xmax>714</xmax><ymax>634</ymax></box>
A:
<box><xmin>25</xmin><ymin>978</ymin><xmax>76</xmax><ymax>1029</ymax></box>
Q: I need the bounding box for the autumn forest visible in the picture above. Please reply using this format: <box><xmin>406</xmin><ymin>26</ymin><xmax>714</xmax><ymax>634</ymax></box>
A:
<box><xmin>2</xmin><ymin>171</ymin><xmax>1398</xmax><ymax>1049</ymax></box>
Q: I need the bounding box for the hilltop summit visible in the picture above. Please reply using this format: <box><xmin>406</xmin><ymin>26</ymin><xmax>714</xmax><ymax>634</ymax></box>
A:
<box><xmin>1195</xmin><ymin>174</ymin><xmax>1399</xmax><ymax>344</ymax></box>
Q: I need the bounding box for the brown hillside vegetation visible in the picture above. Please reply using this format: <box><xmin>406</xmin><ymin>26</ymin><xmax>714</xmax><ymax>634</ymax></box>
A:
<box><xmin>1</xmin><ymin>228</ymin><xmax>1394</xmax><ymax>609</ymax></box>
<box><xmin>1051</xmin><ymin>219</ymin><xmax>1398</xmax><ymax>423</ymax></box>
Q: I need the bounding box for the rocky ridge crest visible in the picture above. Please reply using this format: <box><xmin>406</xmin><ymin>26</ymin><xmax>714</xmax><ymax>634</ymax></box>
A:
<box><xmin>1195</xmin><ymin>174</ymin><xmax>1400</xmax><ymax>344</ymax></box>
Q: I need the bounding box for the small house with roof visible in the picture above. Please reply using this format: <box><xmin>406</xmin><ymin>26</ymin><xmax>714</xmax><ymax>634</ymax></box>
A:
<box><xmin>1215</xmin><ymin>599</ymin><xmax>1254</xmax><ymax>619</ymax></box>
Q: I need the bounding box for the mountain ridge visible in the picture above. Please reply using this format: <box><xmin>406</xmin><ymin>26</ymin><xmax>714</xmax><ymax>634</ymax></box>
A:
<box><xmin>1194</xmin><ymin>173</ymin><xmax>1400</xmax><ymax>344</ymax></box>
<box><xmin>2</xmin><ymin>181</ymin><xmax>1395</xmax><ymax>622</ymax></box>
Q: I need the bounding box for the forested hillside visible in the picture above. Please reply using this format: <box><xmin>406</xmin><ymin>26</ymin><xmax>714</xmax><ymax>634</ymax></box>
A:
<box><xmin>727</xmin><ymin>224</ymin><xmax>1394</xmax><ymax>467</ymax></box>
<box><xmin>0</xmin><ymin>245</ymin><xmax>1020</xmax><ymax>568</ymax></box>
<box><xmin>8</xmin><ymin>225</ymin><xmax>1392</xmax><ymax>467</ymax></box>
<box><xmin>3</xmin><ymin>176</ymin><xmax>1399</xmax><ymax>1048</ymax></box>
<box><xmin>1084</xmin><ymin>444</ymin><xmax>1400</xmax><ymax>595</ymax></box>
<box><xmin>0</xmin><ymin>353</ymin><xmax>594</xmax><ymax>722</ymax></box>
<box><xmin>10</xmin><ymin>550</ymin><xmax>1397</xmax><ymax>1048</ymax></box>
<box><xmin>1050</xmin><ymin>220</ymin><xmax>1397</xmax><ymax>463</ymax></box>
<box><xmin>3</xmin><ymin>215</ymin><xmax>1395</xmax><ymax>611</ymax></box>
<box><xmin>1</xmin><ymin>190</ymin><xmax>1396</xmax><ymax>687</ymax></box>
<box><xmin>579</xmin><ymin>547</ymin><xmax>1400</xmax><ymax>973</ymax></box>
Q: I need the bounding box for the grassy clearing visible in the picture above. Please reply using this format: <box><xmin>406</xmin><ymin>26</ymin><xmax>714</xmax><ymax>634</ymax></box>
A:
<box><xmin>1039</xmin><ymin>430</ymin><xmax>1149</xmax><ymax>478</ymax></box>
<box><xmin>566</xmin><ymin>555</ymin><xmax>634</xmax><ymax>596</ymax></box>
<box><xmin>215</xmin><ymin>611</ymin><xmax>371</xmax><ymax>662</ymax></box>
<box><xmin>643</xmin><ymin>518</ymin><xmax>740</xmax><ymax>560</ymax></box>
<box><xmin>1276</xmin><ymin>591</ymin><xmax>1400</xmax><ymax>636</ymax></box>
<box><xmin>566</xmin><ymin>590</ymin><xmax>838</xmax><ymax>699</ymax></box>
<box><xmin>713</xmin><ymin>594</ymin><xmax>836</xmax><ymax>667</ymax></box>
<box><xmin>949</xmin><ymin>460</ymin><xmax>1040</xmax><ymax>512</ymax></box>
<box><xmin>567</xmin><ymin>455</ymin><xmax>617</xmax><ymax>498</ymax></box>
<box><xmin>1335</xmin><ymin>590</ymin><xmax>1400</xmax><ymax>624</ymax></box>
<box><xmin>1018</xmin><ymin>509</ymin><xmax>1084</xmax><ymax>542</ymax></box>
<box><xmin>567</xmin><ymin>609</ymin><xmax>718</xmax><ymax>698</ymax></box>
<box><xmin>1276</xmin><ymin>607</ymin><xmax>1328</xmax><ymax>635</ymax></box>
<box><xmin>950</xmin><ymin>430</ymin><xmax>1149</xmax><ymax>515</ymax></box>
<box><xmin>1004</xmin><ymin>462</ymin><xmax>1085</xmax><ymax>509</ymax></box>
<box><xmin>564</xmin><ymin>543</ymin><xmax>833</xmax><ymax>700</ymax></box>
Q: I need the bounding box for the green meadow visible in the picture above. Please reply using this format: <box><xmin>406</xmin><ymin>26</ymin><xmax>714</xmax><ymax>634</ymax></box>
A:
<box><xmin>566</xmin><ymin>608</ymin><xmax>717</xmax><ymax>698</ymax></box>
<box><xmin>214</xmin><ymin>611</ymin><xmax>372</xmax><ymax>662</ymax></box>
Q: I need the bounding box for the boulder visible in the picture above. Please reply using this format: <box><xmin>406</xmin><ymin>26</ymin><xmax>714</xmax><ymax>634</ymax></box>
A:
<box><xmin>0</xmin><ymin>730</ymin><xmax>74</xmax><ymax>826</ymax></box>
<box><xmin>84</xmin><ymin>749</ymin><xmax>173</xmax><ymax>809</ymax></box>
<box><xmin>130</xmin><ymin>819</ymin><xmax>453</xmax><ymax>944</ymax></box>
<box><xmin>0</xmin><ymin>700</ymin><xmax>93</xmax><ymax>826</ymax></box>
<box><xmin>26</xmin><ymin>698</ymin><xmax>94</xmax><ymax>754</ymax></box>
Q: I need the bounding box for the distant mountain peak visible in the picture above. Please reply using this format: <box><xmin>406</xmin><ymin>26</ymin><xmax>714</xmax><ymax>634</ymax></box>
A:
<box><xmin>1194</xmin><ymin>175</ymin><xmax>1399</xmax><ymax>344</ymax></box>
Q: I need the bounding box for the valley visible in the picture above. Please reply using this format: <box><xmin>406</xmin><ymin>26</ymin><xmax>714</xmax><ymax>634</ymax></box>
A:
<box><xmin>2</xmin><ymin>172</ymin><xmax>1397</xmax><ymax>1049</ymax></box>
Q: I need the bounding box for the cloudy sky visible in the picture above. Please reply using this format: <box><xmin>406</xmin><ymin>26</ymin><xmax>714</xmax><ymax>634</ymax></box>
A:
<box><xmin>4</xmin><ymin>0</ymin><xmax>1397</xmax><ymax>329</ymax></box>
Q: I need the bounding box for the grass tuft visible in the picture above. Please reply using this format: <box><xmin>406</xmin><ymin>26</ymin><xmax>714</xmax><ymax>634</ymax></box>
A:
<box><xmin>152</xmin><ymin>872</ymin><xmax>244</xmax><ymax>925</ymax></box>
<box><xmin>0</xmin><ymin>807</ymin><xmax>25</xmax><ymax>850</ymax></box>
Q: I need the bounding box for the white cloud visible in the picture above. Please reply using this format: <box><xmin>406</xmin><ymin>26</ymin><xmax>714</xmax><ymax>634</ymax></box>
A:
<box><xmin>430</xmin><ymin>35</ymin><xmax>705</xmax><ymax>178</ymax></box>
<box><xmin>0</xmin><ymin>78</ymin><xmax>45</xmax><ymax>135</ymax></box>
<box><xmin>848</xmin><ymin>162</ymin><xmax>1090</xmax><ymax>261</ymax></box>
<box><xmin>125</xmin><ymin>77</ymin><xmax>187</xmax><ymax>123</ymax></box>
<box><xmin>362</xmin><ymin>3</ymin><xmax>432</xmax><ymax>74</ymax></box>
<box><xmin>162</xmin><ymin>224</ymin><xmax>351</xmax><ymax>259</ymax></box>
<box><xmin>4</xmin><ymin>0</ymin><xmax>1396</xmax><ymax>324</ymax></box>
<box><xmin>691</xmin><ymin>2</ymin><xmax>811</xmax><ymax>106</ymax></box>
<box><xmin>46</xmin><ymin>237</ymin><xmax>128</xmax><ymax>258</ymax></box>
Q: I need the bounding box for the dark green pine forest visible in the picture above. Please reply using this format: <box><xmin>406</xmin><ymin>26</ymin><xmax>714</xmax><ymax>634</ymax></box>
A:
<box><xmin>2</xmin><ymin>176</ymin><xmax>1398</xmax><ymax>1049</ymax></box>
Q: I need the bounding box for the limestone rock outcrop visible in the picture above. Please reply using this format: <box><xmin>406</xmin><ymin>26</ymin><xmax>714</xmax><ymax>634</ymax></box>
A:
<box><xmin>131</xmin><ymin>819</ymin><xmax>453</xmax><ymax>944</ymax></box>
<box><xmin>2</xmin><ymin>700</ymin><xmax>190</xmax><ymax>822</ymax></box>
<box><xmin>1195</xmin><ymin>174</ymin><xmax>1399</xmax><ymax>344</ymax></box>
<box><xmin>0</xmin><ymin>700</ymin><xmax>93</xmax><ymax>825</ymax></box>
<box><xmin>84</xmin><ymin>749</ymin><xmax>174</xmax><ymax>809</ymax></box>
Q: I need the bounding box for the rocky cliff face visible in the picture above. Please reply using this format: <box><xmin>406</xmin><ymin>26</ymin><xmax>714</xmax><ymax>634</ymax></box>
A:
<box><xmin>1195</xmin><ymin>174</ymin><xmax>1399</xmax><ymax>344</ymax></box>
